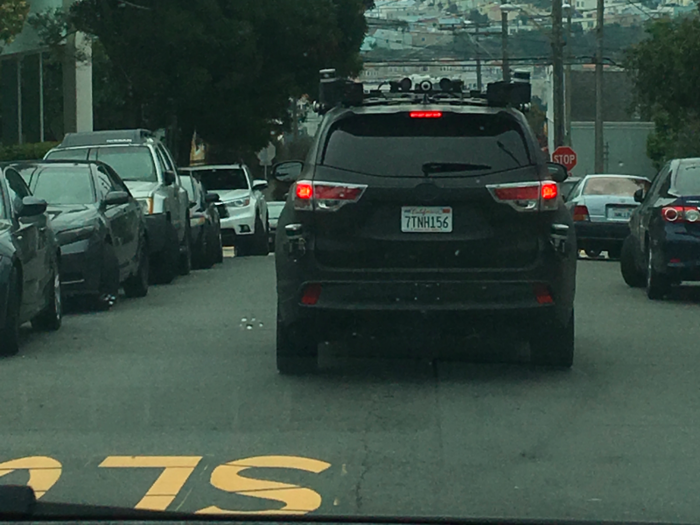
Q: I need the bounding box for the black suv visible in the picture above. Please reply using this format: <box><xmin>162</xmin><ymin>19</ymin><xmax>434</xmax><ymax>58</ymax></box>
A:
<box><xmin>273</xmin><ymin>72</ymin><xmax>577</xmax><ymax>374</ymax></box>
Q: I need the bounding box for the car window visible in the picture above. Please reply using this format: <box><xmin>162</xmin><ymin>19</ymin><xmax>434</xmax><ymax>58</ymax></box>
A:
<box><xmin>180</xmin><ymin>175</ymin><xmax>196</xmax><ymax>201</ymax></box>
<box><xmin>196</xmin><ymin>168</ymin><xmax>250</xmax><ymax>191</ymax></box>
<box><xmin>322</xmin><ymin>112</ymin><xmax>532</xmax><ymax>177</ymax></box>
<box><xmin>674</xmin><ymin>161</ymin><xmax>700</xmax><ymax>195</ymax></box>
<box><xmin>581</xmin><ymin>176</ymin><xmax>650</xmax><ymax>197</ymax></box>
<box><xmin>95</xmin><ymin>146</ymin><xmax>158</xmax><ymax>182</ymax></box>
<box><xmin>4</xmin><ymin>167</ymin><xmax>32</xmax><ymax>212</ymax></box>
<box><xmin>156</xmin><ymin>144</ymin><xmax>176</xmax><ymax>172</ymax></box>
<box><xmin>94</xmin><ymin>166</ymin><xmax>118</xmax><ymax>197</ymax></box>
<box><xmin>99</xmin><ymin>164</ymin><xmax>130</xmax><ymax>193</ymax></box>
<box><xmin>646</xmin><ymin>163</ymin><xmax>671</xmax><ymax>200</ymax></box>
<box><xmin>30</xmin><ymin>166</ymin><xmax>96</xmax><ymax>205</ymax></box>
<box><xmin>44</xmin><ymin>148</ymin><xmax>89</xmax><ymax>161</ymax></box>
<box><xmin>154</xmin><ymin>147</ymin><xmax>170</xmax><ymax>175</ymax></box>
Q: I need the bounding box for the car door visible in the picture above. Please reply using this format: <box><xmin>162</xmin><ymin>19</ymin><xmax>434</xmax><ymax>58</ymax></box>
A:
<box><xmin>93</xmin><ymin>165</ymin><xmax>131</xmax><ymax>279</ymax></box>
<box><xmin>4</xmin><ymin>168</ymin><xmax>48</xmax><ymax>317</ymax></box>
<box><xmin>103</xmin><ymin>164</ymin><xmax>142</xmax><ymax>272</ymax></box>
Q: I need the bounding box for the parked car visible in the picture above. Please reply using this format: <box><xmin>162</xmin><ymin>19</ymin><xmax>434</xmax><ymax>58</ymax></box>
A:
<box><xmin>17</xmin><ymin>161</ymin><xmax>149</xmax><ymax>310</ymax></box>
<box><xmin>273</xmin><ymin>74</ymin><xmax>576</xmax><ymax>374</ymax></box>
<box><xmin>566</xmin><ymin>174</ymin><xmax>651</xmax><ymax>259</ymax></box>
<box><xmin>0</xmin><ymin>165</ymin><xmax>62</xmax><ymax>356</ymax></box>
<box><xmin>184</xmin><ymin>165</ymin><xmax>269</xmax><ymax>256</ymax></box>
<box><xmin>621</xmin><ymin>157</ymin><xmax>700</xmax><ymax>299</ymax></box>
<box><xmin>560</xmin><ymin>176</ymin><xmax>581</xmax><ymax>201</ymax></box>
<box><xmin>43</xmin><ymin>130</ymin><xmax>192</xmax><ymax>284</ymax></box>
<box><xmin>178</xmin><ymin>171</ymin><xmax>223</xmax><ymax>268</ymax></box>
<box><xmin>267</xmin><ymin>201</ymin><xmax>285</xmax><ymax>250</ymax></box>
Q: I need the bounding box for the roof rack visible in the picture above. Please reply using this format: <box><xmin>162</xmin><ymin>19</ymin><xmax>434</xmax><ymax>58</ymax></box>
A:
<box><xmin>316</xmin><ymin>69</ymin><xmax>531</xmax><ymax>114</ymax></box>
<box><xmin>60</xmin><ymin>129</ymin><xmax>155</xmax><ymax>148</ymax></box>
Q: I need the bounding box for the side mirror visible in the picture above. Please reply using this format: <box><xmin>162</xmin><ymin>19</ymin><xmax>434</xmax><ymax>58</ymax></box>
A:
<box><xmin>547</xmin><ymin>162</ymin><xmax>568</xmax><ymax>183</ymax></box>
<box><xmin>205</xmin><ymin>192</ymin><xmax>220</xmax><ymax>204</ymax></box>
<box><xmin>634</xmin><ymin>188</ymin><xmax>645</xmax><ymax>203</ymax></box>
<box><xmin>17</xmin><ymin>196</ymin><xmax>48</xmax><ymax>217</ymax></box>
<box><xmin>252</xmin><ymin>180</ymin><xmax>268</xmax><ymax>191</ymax></box>
<box><xmin>104</xmin><ymin>191</ymin><xmax>130</xmax><ymax>207</ymax></box>
<box><xmin>272</xmin><ymin>161</ymin><xmax>304</xmax><ymax>182</ymax></box>
<box><xmin>163</xmin><ymin>170</ymin><xmax>176</xmax><ymax>186</ymax></box>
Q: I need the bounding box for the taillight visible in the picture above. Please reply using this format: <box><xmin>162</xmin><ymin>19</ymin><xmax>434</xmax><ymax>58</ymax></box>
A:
<box><xmin>663</xmin><ymin>206</ymin><xmax>700</xmax><ymax>223</ymax></box>
<box><xmin>533</xmin><ymin>283</ymin><xmax>554</xmax><ymax>305</ymax></box>
<box><xmin>573</xmin><ymin>205</ymin><xmax>590</xmax><ymax>222</ymax></box>
<box><xmin>293</xmin><ymin>181</ymin><xmax>368</xmax><ymax>212</ymax></box>
<box><xmin>301</xmin><ymin>283</ymin><xmax>322</xmax><ymax>306</ymax></box>
<box><xmin>410</xmin><ymin>111</ymin><xmax>443</xmax><ymax>119</ymax></box>
<box><xmin>486</xmin><ymin>182</ymin><xmax>560</xmax><ymax>212</ymax></box>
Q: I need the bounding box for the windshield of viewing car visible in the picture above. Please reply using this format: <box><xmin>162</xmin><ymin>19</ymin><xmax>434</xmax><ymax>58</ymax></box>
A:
<box><xmin>28</xmin><ymin>166</ymin><xmax>96</xmax><ymax>205</ymax></box>
<box><xmin>197</xmin><ymin>169</ymin><xmax>249</xmax><ymax>191</ymax></box>
<box><xmin>95</xmin><ymin>146</ymin><xmax>158</xmax><ymax>182</ymax></box>
<box><xmin>674</xmin><ymin>163</ymin><xmax>700</xmax><ymax>195</ymax></box>
<box><xmin>322</xmin><ymin>113</ymin><xmax>531</xmax><ymax>177</ymax></box>
<box><xmin>582</xmin><ymin>176</ymin><xmax>650</xmax><ymax>196</ymax></box>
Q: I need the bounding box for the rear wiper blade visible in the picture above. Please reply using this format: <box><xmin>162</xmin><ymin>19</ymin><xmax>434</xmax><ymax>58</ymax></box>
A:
<box><xmin>496</xmin><ymin>141</ymin><xmax>523</xmax><ymax>167</ymax></box>
<box><xmin>421</xmin><ymin>162</ymin><xmax>491</xmax><ymax>175</ymax></box>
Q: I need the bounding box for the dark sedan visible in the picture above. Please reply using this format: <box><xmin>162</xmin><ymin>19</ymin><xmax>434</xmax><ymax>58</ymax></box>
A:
<box><xmin>179</xmin><ymin>172</ymin><xmax>223</xmax><ymax>269</ymax></box>
<box><xmin>622</xmin><ymin>157</ymin><xmax>700</xmax><ymax>299</ymax></box>
<box><xmin>0</xmin><ymin>165</ymin><xmax>62</xmax><ymax>356</ymax></box>
<box><xmin>16</xmin><ymin>161</ymin><xmax>149</xmax><ymax>310</ymax></box>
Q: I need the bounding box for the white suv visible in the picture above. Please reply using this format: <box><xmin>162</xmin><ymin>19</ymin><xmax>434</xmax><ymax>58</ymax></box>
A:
<box><xmin>185</xmin><ymin>165</ymin><xmax>269</xmax><ymax>256</ymax></box>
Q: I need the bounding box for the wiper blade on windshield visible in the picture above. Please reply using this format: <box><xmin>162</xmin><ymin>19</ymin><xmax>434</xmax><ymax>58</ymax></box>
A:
<box><xmin>421</xmin><ymin>162</ymin><xmax>491</xmax><ymax>175</ymax></box>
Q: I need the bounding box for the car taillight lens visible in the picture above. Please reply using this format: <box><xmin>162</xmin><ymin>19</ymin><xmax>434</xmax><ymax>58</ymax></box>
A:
<box><xmin>410</xmin><ymin>111</ymin><xmax>443</xmax><ymax>118</ymax></box>
<box><xmin>573</xmin><ymin>205</ymin><xmax>590</xmax><ymax>222</ymax></box>
<box><xmin>663</xmin><ymin>206</ymin><xmax>700</xmax><ymax>223</ymax></box>
<box><xmin>301</xmin><ymin>283</ymin><xmax>322</xmax><ymax>306</ymax></box>
<box><xmin>487</xmin><ymin>182</ymin><xmax>560</xmax><ymax>212</ymax></box>
<box><xmin>293</xmin><ymin>181</ymin><xmax>368</xmax><ymax>212</ymax></box>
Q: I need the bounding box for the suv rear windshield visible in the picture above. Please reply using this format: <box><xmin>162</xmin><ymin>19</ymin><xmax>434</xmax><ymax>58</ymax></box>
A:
<box><xmin>582</xmin><ymin>176</ymin><xmax>650</xmax><ymax>197</ymax></box>
<box><xmin>196</xmin><ymin>169</ymin><xmax>249</xmax><ymax>191</ymax></box>
<box><xmin>675</xmin><ymin>162</ymin><xmax>700</xmax><ymax>195</ymax></box>
<box><xmin>322</xmin><ymin>112</ymin><xmax>532</xmax><ymax>177</ymax></box>
<box><xmin>95</xmin><ymin>146</ymin><xmax>157</xmax><ymax>182</ymax></box>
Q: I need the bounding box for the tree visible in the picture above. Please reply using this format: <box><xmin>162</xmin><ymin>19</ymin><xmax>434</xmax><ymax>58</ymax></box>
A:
<box><xmin>0</xmin><ymin>0</ymin><xmax>30</xmax><ymax>47</ymax></box>
<box><xmin>33</xmin><ymin>0</ymin><xmax>371</xmax><ymax>163</ymax></box>
<box><xmin>625</xmin><ymin>12</ymin><xmax>700</xmax><ymax>167</ymax></box>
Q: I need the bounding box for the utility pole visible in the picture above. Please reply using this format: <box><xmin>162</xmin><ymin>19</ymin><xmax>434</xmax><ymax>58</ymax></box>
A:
<box><xmin>594</xmin><ymin>0</ymin><xmax>605</xmax><ymax>173</ymax></box>
<box><xmin>552</xmin><ymin>0</ymin><xmax>565</xmax><ymax>149</ymax></box>
<box><xmin>500</xmin><ymin>4</ymin><xmax>514</xmax><ymax>82</ymax></box>
<box><xmin>564</xmin><ymin>3</ymin><xmax>573</xmax><ymax>147</ymax></box>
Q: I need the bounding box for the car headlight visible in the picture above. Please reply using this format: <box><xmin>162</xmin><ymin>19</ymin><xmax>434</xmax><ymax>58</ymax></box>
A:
<box><xmin>226</xmin><ymin>197</ymin><xmax>251</xmax><ymax>208</ymax></box>
<box><xmin>57</xmin><ymin>226</ymin><xmax>96</xmax><ymax>245</ymax></box>
<box><xmin>138</xmin><ymin>198</ymin><xmax>154</xmax><ymax>215</ymax></box>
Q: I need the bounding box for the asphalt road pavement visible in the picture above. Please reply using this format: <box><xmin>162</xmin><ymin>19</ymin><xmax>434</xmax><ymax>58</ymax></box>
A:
<box><xmin>2</xmin><ymin>255</ymin><xmax>700</xmax><ymax>522</ymax></box>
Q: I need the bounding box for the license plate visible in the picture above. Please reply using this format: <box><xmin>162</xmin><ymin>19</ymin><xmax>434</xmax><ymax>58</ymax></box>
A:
<box><xmin>607</xmin><ymin>206</ymin><xmax>634</xmax><ymax>221</ymax></box>
<box><xmin>401</xmin><ymin>206</ymin><xmax>453</xmax><ymax>233</ymax></box>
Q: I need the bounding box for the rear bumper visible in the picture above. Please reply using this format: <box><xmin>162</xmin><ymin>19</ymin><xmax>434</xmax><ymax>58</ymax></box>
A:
<box><xmin>653</xmin><ymin>234</ymin><xmax>700</xmax><ymax>282</ymax></box>
<box><xmin>574</xmin><ymin>221</ymin><xmax>630</xmax><ymax>250</ymax></box>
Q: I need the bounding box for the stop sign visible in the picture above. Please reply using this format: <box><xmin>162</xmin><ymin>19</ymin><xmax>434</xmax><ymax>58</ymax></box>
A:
<box><xmin>552</xmin><ymin>146</ymin><xmax>577</xmax><ymax>171</ymax></box>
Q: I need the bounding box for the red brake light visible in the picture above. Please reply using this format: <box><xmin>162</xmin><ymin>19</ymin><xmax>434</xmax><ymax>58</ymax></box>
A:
<box><xmin>296</xmin><ymin>182</ymin><xmax>313</xmax><ymax>200</ymax></box>
<box><xmin>314</xmin><ymin>184</ymin><xmax>365</xmax><ymax>201</ymax></box>
<box><xmin>493</xmin><ymin>185</ymin><xmax>539</xmax><ymax>201</ymax></box>
<box><xmin>541</xmin><ymin>182</ymin><xmax>558</xmax><ymax>200</ymax></box>
<box><xmin>301</xmin><ymin>284</ymin><xmax>322</xmax><ymax>306</ymax></box>
<box><xmin>410</xmin><ymin>111</ymin><xmax>443</xmax><ymax>119</ymax></box>
<box><xmin>534</xmin><ymin>284</ymin><xmax>554</xmax><ymax>305</ymax></box>
<box><xmin>573</xmin><ymin>205</ymin><xmax>589</xmax><ymax>222</ymax></box>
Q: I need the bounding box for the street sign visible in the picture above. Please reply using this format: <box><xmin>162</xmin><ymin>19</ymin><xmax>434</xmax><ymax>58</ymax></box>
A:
<box><xmin>552</xmin><ymin>146</ymin><xmax>577</xmax><ymax>171</ymax></box>
<box><xmin>257</xmin><ymin>143</ymin><xmax>276</xmax><ymax>167</ymax></box>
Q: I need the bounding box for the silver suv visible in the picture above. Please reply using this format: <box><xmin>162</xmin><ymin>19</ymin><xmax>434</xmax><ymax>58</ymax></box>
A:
<box><xmin>44</xmin><ymin>129</ymin><xmax>192</xmax><ymax>284</ymax></box>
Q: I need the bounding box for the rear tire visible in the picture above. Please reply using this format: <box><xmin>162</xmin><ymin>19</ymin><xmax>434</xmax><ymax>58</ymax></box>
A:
<box><xmin>621</xmin><ymin>236</ymin><xmax>645</xmax><ymax>288</ymax></box>
<box><xmin>32</xmin><ymin>265</ymin><xmax>62</xmax><ymax>332</ymax></box>
<box><xmin>646</xmin><ymin>244</ymin><xmax>670</xmax><ymax>300</ymax></box>
<box><xmin>276</xmin><ymin>314</ymin><xmax>318</xmax><ymax>375</ymax></box>
<box><xmin>530</xmin><ymin>311</ymin><xmax>574</xmax><ymax>368</ymax></box>
<box><xmin>124</xmin><ymin>237</ymin><xmax>149</xmax><ymax>298</ymax></box>
<box><xmin>0</xmin><ymin>267</ymin><xmax>21</xmax><ymax>357</ymax></box>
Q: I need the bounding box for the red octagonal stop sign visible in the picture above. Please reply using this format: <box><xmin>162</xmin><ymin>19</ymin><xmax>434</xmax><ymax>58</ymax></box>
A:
<box><xmin>552</xmin><ymin>146</ymin><xmax>577</xmax><ymax>171</ymax></box>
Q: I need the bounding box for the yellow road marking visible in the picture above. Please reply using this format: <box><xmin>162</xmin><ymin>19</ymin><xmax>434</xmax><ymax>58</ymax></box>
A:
<box><xmin>0</xmin><ymin>456</ymin><xmax>62</xmax><ymax>499</ymax></box>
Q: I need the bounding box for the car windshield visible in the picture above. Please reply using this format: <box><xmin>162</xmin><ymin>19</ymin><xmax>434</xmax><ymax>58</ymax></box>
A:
<box><xmin>28</xmin><ymin>166</ymin><xmax>96</xmax><ymax>205</ymax></box>
<box><xmin>582</xmin><ymin>176</ymin><xmax>650</xmax><ymax>196</ymax></box>
<box><xmin>196</xmin><ymin>168</ymin><xmax>249</xmax><ymax>191</ymax></box>
<box><xmin>322</xmin><ymin>113</ymin><xmax>531</xmax><ymax>177</ymax></box>
<box><xmin>674</xmin><ymin>163</ymin><xmax>700</xmax><ymax>195</ymax></box>
<box><xmin>95</xmin><ymin>146</ymin><xmax>157</xmax><ymax>182</ymax></box>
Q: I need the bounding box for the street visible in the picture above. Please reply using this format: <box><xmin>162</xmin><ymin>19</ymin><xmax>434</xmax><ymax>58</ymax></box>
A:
<box><xmin>1</xmin><ymin>254</ymin><xmax>700</xmax><ymax>522</ymax></box>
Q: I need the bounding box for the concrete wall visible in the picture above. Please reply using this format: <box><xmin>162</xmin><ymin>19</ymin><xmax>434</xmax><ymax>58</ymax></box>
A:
<box><xmin>570</xmin><ymin>121</ymin><xmax>657</xmax><ymax>178</ymax></box>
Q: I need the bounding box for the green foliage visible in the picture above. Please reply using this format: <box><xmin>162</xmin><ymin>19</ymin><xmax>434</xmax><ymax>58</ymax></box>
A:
<box><xmin>0</xmin><ymin>0</ymin><xmax>29</xmax><ymax>46</ymax></box>
<box><xmin>0</xmin><ymin>142</ymin><xmax>59</xmax><ymax>162</ymax></box>
<box><xmin>625</xmin><ymin>13</ymin><xmax>700</xmax><ymax>166</ymax></box>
